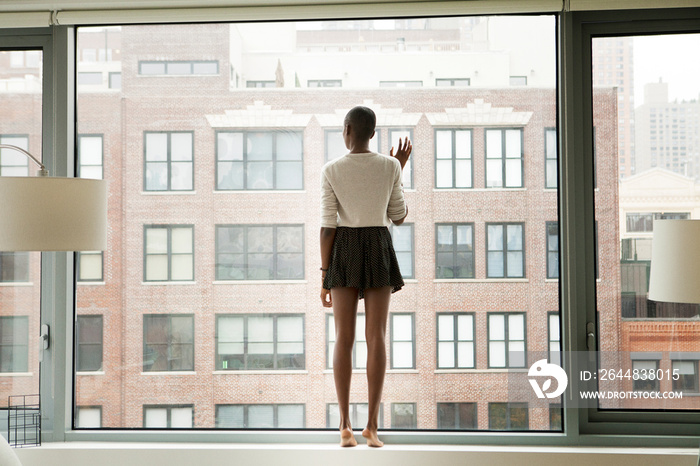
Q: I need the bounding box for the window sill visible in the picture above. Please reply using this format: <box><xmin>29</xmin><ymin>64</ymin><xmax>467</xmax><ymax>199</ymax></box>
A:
<box><xmin>213</xmin><ymin>280</ymin><xmax>308</xmax><ymax>285</ymax></box>
<box><xmin>140</xmin><ymin>190</ymin><xmax>197</xmax><ymax>195</ymax></box>
<box><xmin>435</xmin><ymin>368</ymin><xmax>526</xmax><ymax>374</ymax></box>
<box><xmin>434</xmin><ymin>279</ymin><xmax>529</xmax><ymax>283</ymax></box>
<box><xmin>0</xmin><ymin>281</ymin><xmax>34</xmax><ymax>287</ymax></box>
<box><xmin>77</xmin><ymin>281</ymin><xmax>106</xmax><ymax>286</ymax></box>
<box><xmin>213</xmin><ymin>370</ymin><xmax>308</xmax><ymax>375</ymax></box>
<box><xmin>141</xmin><ymin>281</ymin><xmax>197</xmax><ymax>286</ymax></box>
<box><xmin>141</xmin><ymin>371</ymin><xmax>197</xmax><ymax>375</ymax></box>
<box><xmin>403</xmin><ymin>278</ymin><xmax>418</xmax><ymax>283</ymax></box>
<box><xmin>213</xmin><ymin>190</ymin><xmax>307</xmax><ymax>194</ymax></box>
<box><xmin>76</xmin><ymin>371</ymin><xmax>106</xmax><ymax>376</ymax></box>
<box><xmin>0</xmin><ymin>372</ymin><xmax>34</xmax><ymax>377</ymax></box>
<box><xmin>544</xmin><ymin>278</ymin><xmax>559</xmax><ymax>283</ymax></box>
<box><xmin>432</xmin><ymin>188</ymin><xmax>527</xmax><ymax>192</ymax></box>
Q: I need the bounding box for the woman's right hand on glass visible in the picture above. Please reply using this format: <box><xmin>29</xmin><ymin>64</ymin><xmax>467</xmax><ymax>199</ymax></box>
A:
<box><xmin>390</xmin><ymin>136</ymin><xmax>412</xmax><ymax>170</ymax></box>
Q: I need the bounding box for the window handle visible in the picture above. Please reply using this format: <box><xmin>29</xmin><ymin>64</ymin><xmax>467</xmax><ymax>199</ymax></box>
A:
<box><xmin>586</xmin><ymin>322</ymin><xmax>596</xmax><ymax>351</ymax></box>
<box><xmin>39</xmin><ymin>324</ymin><xmax>50</xmax><ymax>362</ymax></box>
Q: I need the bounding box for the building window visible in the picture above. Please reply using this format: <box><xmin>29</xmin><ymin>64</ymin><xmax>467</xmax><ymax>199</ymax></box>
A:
<box><xmin>0</xmin><ymin>316</ymin><xmax>29</xmax><ymax>373</ymax></box>
<box><xmin>486</xmin><ymin>223</ymin><xmax>525</xmax><ymax>278</ymax></box>
<box><xmin>143</xmin><ymin>314</ymin><xmax>194</xmax><ymax>372</ymax></box>
<box><xmin>389</xmin><ymin>128</ymin><xmax>414</xmax><ymax>188</ymax></box>
<box><xmin>143</xmin><ymin>405</ymin><xmax>193</xmax><ymax>428</ymax></box>
<box><xmin>509</xmin><ymin>76</ymin><xmax>527</xmax><ymax>86</ymax></box>
<box><xmin>144</xmin><ymin>131</ymin><xmax>194</xmax><ymax>191</ymax></box>
<box><xmin>435</xmin><ymin>129</ymin><xmax>472</xmax><ymax>189</ymax></box>
<box><xmin>76</xmin><ymin>315</ymin><xmax>103</xmax><ymax>372</ymax></box>
<box><xmin>488</xmin><ymin>313</ymin><xmax>526</xmax><ymax>368</ymax></box>
<box><xmin>390</xmin><ymin>223</ymin><xmax>414</xmax><ymax>279</ymax></box>
<box><xmin>0</xmin><ymin>252</ymin><xmax>30</xmax><ymax>283</ymax></box>
<box><xmin>437</xmin><ymin>313</ymin><xmax>475</xmax><ymax>369</ymax></box>
<box><xmin>77</xmin><ymin>72</ymin><xmax>103</xmax><ymax>85</ymax></box>
<box><xmin>437</xmin><ymin>402</ymin><xmax>477</xmax><ymax>429</ymax></box>
<box><xmin>78</xmin><ymin>134</ymin><xmax>104</xmax><ymax>180</ymax></box>
<box><xmin>545</xmin><ymin>128</ymin><xmax>557</xmax><ymax>188</ymax></box>
<box><xmin>0</xmin><ymin>135</ymin><xmax>29</xmax><ymax>176</ymax></box>
<box><xmin>488</xmin><ymin>402</ymin><xmax>529</xmax><ymax>430</ymax></box>
<box><xmin>109</xmin><ymin>72</ymin><xmax>121</xmax><ymax>89</ymax></box>
<box><xmin>308</xmin><ymin>79</ymin><xmax>342</xmax><ymax>87</ymax></box>
<box><xmin>549</xmin><ymin>403</ymin><xmax>562</xmax><ymax>431</ymax></box>
<box><xmin>216</xmin><ymin>131</ymin><xmax>303</xmax><ymax>190</ymax></box>
<box><xmin>327</xmin><ymin>403</ymin><xmax>383</xmax><ymax>428</ymax></box>
<box><xmin>486</xmin><ymin>128</ymin><xmax>523</xmax><ymax>188</ymax></box>
<box><xmin>216</xmin><ymin>314</ymin><xmax>305</xmax><ymax>370</ymax></box>
<box><xmin>76</xmin><ymin>407</ymin><xmax>102</xmax><ymax>428</ymax></box>
<box><xmin>626</xmin><ymin>213</ymin><xmax>653</xmax><ymax>233</ymax></box>
<box><xmin>215</xmin><ymin>225</ymin><xmax>304</xmax><ymax>281</ymax></box>
<box><xmin>379</xmin><ymin>81</ymin><xmax>422</xmax><ymax>87</ymax></box>
<box><xmin>246</xmin><ymin>80</ymin><xmax>275</xmax><ymax>88</ymax></box>
<box><xmin>548</xmin><ymin>312</ymin><xmax>561</xmax><ymax>366</ymax></box>
<box><xmin>391</xmin><ymin>403</ymin><xmax>417</xmax><ymax>428</ymax></box>
<box><xmin>672</xmin><ymin>360</ymin><xmax>698</xmax><ymax>393</ymax></box>
<box><xmin>139</xmin><ymin>61</ymin><xmax>219</xmax><ymax>75</ymax></box>
<box><xmin>436</xmin><ymin>78</ymin><xmax>470</xmax><ymax>87</ymax></box>
<box><xmin>436</xmin><ymin>223</ymin><xmax>474</xmax><ymax>279</ymax></box>
<box><xmin>391</xmin><ymin>313</ymin><xmax>415</xmax><ymax>369</ymax></box>
<box><xmin>325</xmin><ymin>129</ymin><xmax>379</xmax><ymax>161</ymax></box>
<box><xmin>632</xmin><ymin>360</ymin><xmax>659</xmax><ymax>392</ymax></box>
<box><xmin>621</xmin><ymin>292</ymin><xmax>637</xmax><ymax>318</ymax></box>
<box><xmin>144</xmin><ymin>225</ymin><xmax>194</xmax><ymax>282</ymax></box>
<box><xmin>546</xmin><ymin>221</ymin><xmax>559</xmax><ymax>279</ymax></box>
<box><xmin>217</xmin><ymin>404</ymin><xmax>305</xmax><ymax>428</ymax></box>
<box><xmin>327</xmin><ymin>313</ymin><xmax>366</xmax><ymax>369</ymax></box>
<box><xmin>77</xmin><ymin>251</ymin><xmax>104</xmax><ymax>282</ymax></box>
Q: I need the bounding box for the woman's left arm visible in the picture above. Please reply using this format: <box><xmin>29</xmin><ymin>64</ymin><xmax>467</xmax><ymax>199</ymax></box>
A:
<box><xmin>320</xmin><ymin>227</ymin><xmax>336</xmax><ymax>307</ymax></box>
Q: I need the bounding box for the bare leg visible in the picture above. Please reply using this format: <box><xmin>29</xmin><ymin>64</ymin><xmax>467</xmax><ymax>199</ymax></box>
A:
<box><xmin>331</xmin><ymin>287</ymin><xmax>359</xmax><ymax>447</ymax></box>
<box><xmin>362</xmin><ymin>286</ymin><xmax>392</xmax><ymax>448</ymax></box>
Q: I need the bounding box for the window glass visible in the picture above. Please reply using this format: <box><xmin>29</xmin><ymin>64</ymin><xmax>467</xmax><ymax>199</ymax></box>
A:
<box><xmin>74</xmin><ymin>17</ymin><xmax>558</xmax><ymax>431</ymax></box>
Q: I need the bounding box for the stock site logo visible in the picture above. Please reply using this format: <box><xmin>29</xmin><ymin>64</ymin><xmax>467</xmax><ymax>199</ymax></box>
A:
<box><xmin>528</xmin><ymin>359</ymin><xmax>568</xmax><ymax>399</ymax></box>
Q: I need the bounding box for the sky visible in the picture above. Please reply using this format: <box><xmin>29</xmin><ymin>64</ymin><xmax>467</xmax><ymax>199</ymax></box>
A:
<box><xmin>633</xmin><ymin>33</ymin><xmax>700</xmax><ymax>104</ymax></box>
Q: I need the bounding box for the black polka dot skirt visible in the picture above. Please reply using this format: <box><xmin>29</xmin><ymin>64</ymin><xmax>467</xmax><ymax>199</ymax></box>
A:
<box><xmin>323</xmin><ymin>226</ymin><xmax>404</xmax><ymax>299</ymax></box>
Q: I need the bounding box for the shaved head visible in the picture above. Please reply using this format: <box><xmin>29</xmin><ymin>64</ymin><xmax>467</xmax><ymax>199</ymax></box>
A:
<box><xmin>344</xmin><ymin>106</ymin><xmax>376</xmax><ymax>142</ymax></box>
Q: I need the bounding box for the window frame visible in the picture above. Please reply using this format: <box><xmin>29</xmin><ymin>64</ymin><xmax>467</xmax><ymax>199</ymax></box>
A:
<box><xmin>326</xmin><ymin>313</ymin><xmax>366</xmax><ymax>370</ymax></box>
<box><xmin>76</xmin><ymin>251</ymin><xmax>104</xmax><ymax>282</ymax></box>
<box><xmin>389</xmin><ymin>223</ymin><xmax>415</xmax><ymax>280</ymax></box>
<box><xmin>77</xmin><ymin>133</ymin><xmax>104</xmax><ymax>180</ymax></box>
<box><xmin>486</xmin><ymin>222</ymin><xmax>525</xmax><ymax>278</ymax></box>
<box><xmin>214</xmin><ymin>224</ymin><xmax>305</xmax><ymax>281</ymax></box>
<box><xmin>143</xmin><ymin>224</ymin><xmax>195</xmax><ymax>282</ymax></box>
<box><xmin>487</xmin><ymin>312</ymin><xmax>526</xmax><ymax>369</ymax></box>
<box><xmin>143</xmin><ymin>404</ymin><xmax>195</xmax><ymax>428</ymax></box>
<box><xmin>435</xmin><ymin>223</ymin><xmax>475</xmax><ymax>279</ymax></box>
<box><xmin>143</xmin><ymin>131</ymin><xmax>195</xmax><ymax>192</ymax></box>
<box><xmin>0</xmin><ymin>251</ymin><xmax>30</xmax><ymax>283</ymax></box>
<box><xmin>484</xmin><ymin>127</ymin><xmax>524</xmax><ymax>188</ymax></box>
<box><xmin>434</xmin><ymin>128</ymin><xmax>473</xmax><ymax>189</ymax></box>
<box><xmin>546</xmin><ymin>221</ymin><xmax>559</xmax><ymax>279</ymax></box>
<box><xmin>544</xmin><ymin>127</ymin><xmax>558</xmax><ymax>189</ymax></box>
<box><xmin>142</xmin><ymin>314</ymin><xmax>195</xmax><ymax>372</ymax></box>
<box><xmin>0</xmin><ymin>315</ymin><xmax>29</xmax><ymax>373</ymax></box>
<box><xmin>437</xmin><ymin>402</ymin><xmax>478</xmax><ymax>430</ymax></box>
<box><xmin>488</xmin><ymin>402</ymin><xmax>529</xmax><ymax>430</ymax></box>
<box><xmin>75</xmin><ymin>315</ymin><xmax>103</xmax><ymax>372</ymax></box>
<box><xmin>215</xmin><ymin>130</ymin><xmax>305</xmax><ymax>191</ymax></box>
<box><xmin>390</xmin><ymin>313</ymin><xmax>415</xmax><ymax>370</ymax></box>
<box><xmin>436</xmin><ymin>312</ymin><xmax>476</xmax><ymax>369</ymax></box>
<box><xmin>216</xmin><ymin>404</ymin><xmax>306</xmax><ymax>428</ymax></box>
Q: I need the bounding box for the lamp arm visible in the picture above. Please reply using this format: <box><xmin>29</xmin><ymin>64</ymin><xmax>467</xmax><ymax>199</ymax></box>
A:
<box><xmin>0</xmin><ymin>144</ymin><xmax>48</xmax><ymax>176</ymax></box>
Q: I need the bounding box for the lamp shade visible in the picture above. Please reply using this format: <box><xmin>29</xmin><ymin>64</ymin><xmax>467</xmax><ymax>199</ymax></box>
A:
<box><xmin>0</xmin><ymin>176</ymin><xmax>107</xmax><ymax>251</ymax></box>
<box><xmin>648</xmin><ymin>219</ymin><xmax>700</xmax><ymax>304</ymax></box>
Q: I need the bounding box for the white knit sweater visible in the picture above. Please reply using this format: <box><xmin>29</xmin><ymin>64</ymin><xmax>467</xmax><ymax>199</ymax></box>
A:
<box><xmin>320</xmin><ymin>152</ymin><xmax>406</xmax><ymax>228</ymax></box>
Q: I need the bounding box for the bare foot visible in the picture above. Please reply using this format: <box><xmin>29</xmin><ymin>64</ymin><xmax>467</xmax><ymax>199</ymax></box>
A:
<box><xmin>362</xmin><ymin>428</ymin><xmax>384</xmax><ymax>448</ymax></box>
<box><xmin>340</xmin><ymin>427</ymin><xmax>357</xmax><ymax>447</ymax></box>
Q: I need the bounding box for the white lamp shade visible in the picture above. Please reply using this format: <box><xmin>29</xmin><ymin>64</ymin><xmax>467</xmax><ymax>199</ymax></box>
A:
<box><xmin>0</xmin><ymin>176</ymin><xmax>107</xmax><ymax>251</ymax></box>
<box><xmin>648</xmin><ymin>219</ymin><xmax>700</xmax><ymax>304</ymax></box>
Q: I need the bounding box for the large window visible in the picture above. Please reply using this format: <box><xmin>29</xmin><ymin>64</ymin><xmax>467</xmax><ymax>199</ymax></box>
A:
<box><xmin>77</xmin><ymin>251</ymin><xmax>104</xmax><ymax>282</ymax></box>
<box><xmin>143</xmin><ymin>405</ymin><xmax>194</xmax><ymax>428</ymax></box>
<box><xmin>485</xmin><ymin>128</ymin><xmax>523</xmax><ymax>188</ymax></box>
<box><xmin>435</xmin><ymin>129</ymin><xmax>472</xmax><ymax>188</ymax></box>
<box><xmin>216</xmin><ymin>314</ymin><xmax>304</xmax><ymax>370</ymax></box>
<box><xmin>144</xmin><ymin>225</ymin><xmax>194</xmax><ymax>282</ymax></box>
<box><xmin>544</xmin><ymin>128</ymin><xmax>557</xmax><ymax>188</ymax></box>
<box><xmin>217</xmin><ymin>404</ymin><xmax>305</xmax><ymax>428</ymax></box>
<box><xmin>486</xmin><ymin>223</ymin><xmax>525</xmax><ymax>278</ymax></box>
<box><xmin>215</xmin><ymin>225</ymin><xmax>304</xmax><ymax>281</ymax></box>
<box><xmin>437</xmin><ymin>313</ymin><xmax>475</xmax><ymax>369</ymax></box>
<box><xmin>391</xmin><ymin>403</ymin><xmax>417</xmax><ymax>428</ymax></box>
<box><xmin>488</xmin><ymin>313</ymin><xmax>526</xmax><ymax>368</ymax></box>
<box><xmin>143</xmin><ymin>314</ymin><xmax>194</xmax><ymax>372</ymax></box>
<box><xmin>78</xmin><ymin>134</ymin><xmax>103</xmax><ymax>179</ymax></box>
<box><xmin>488</xmin><ymin>402</ymin><xmax>528</xmax><ymax>430</ymax></box>
<box><xmin>144</xmin><ymin>131</ymin><xmax>194</xmax><ymax>191</ymax></box>
<box><xmin>216</xmin><ymin>131</ymin><xmax>303</xmax><ymax>190</ymax></box>
<box><xmin>436</xmin><ymin>224</ymin><xmax>474</xmax><ymax>279</ymax></box>
<box><xmin>0</xmin><ymin>316</ymin><xmax>29</xmax><ymax>373</ymax></box>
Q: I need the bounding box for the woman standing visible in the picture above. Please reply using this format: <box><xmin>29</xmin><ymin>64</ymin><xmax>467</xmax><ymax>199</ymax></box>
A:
<box><xmin>320</xmin><ymin>106</ymin><xmax>411</xmax><ymax>447</ymax></box>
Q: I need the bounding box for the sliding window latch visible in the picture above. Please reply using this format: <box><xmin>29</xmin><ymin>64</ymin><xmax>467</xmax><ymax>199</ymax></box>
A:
<box><xmin>39</xmin><ymin>324</ymin><xmax>50</xmax><ymax>362</ymax></box>
<box><xmin>586</xmin><ymin>322</ymin><xmax>596</xmax><ymax>351</ymax></box>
